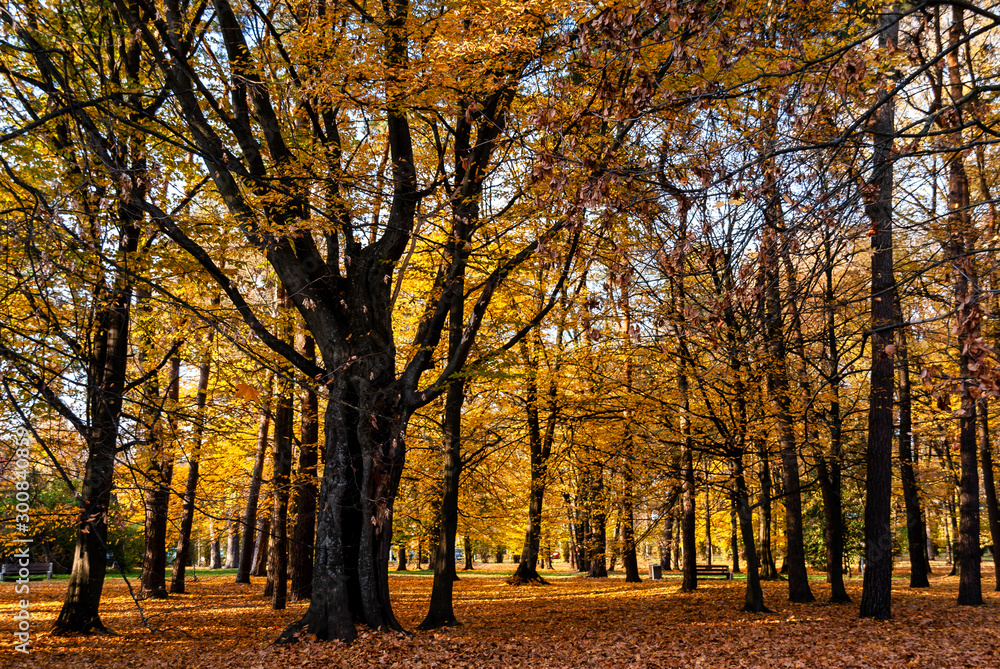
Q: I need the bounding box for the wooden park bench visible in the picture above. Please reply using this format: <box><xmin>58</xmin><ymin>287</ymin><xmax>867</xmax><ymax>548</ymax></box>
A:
<box><xmin>0</xmin><ymin>562</ymin><xmax>53</xmax><ymax>580</ymax></box>
<box><xmin>695</xmin><ymin>564</ymin><xmax>732</xmax><ymax>580</ymax></box>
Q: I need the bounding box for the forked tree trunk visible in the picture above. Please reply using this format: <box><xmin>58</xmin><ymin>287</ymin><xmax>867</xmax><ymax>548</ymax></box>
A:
<box><xmin>509</xmin><ymin>338</ymin><xmax>558</xmax><ymax>586</ymax></box>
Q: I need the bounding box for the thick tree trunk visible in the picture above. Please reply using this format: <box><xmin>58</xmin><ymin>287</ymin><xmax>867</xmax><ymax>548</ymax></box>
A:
<box><xmin>251</xmin><ymin>516</ymin><xmax>270</xmax><ymax>578</ymax></box>
<box><xmin>237</xmin><ymin>378</ymin><xmax>274</xmax><ymax>583</ymax></box>
<box><xmin>53</xmin><ymin>222</ymin><xmax>140</xmax><ymax>634</ymax></box>
<box><xmin>586</xmin><ymin>465</ymin><xmax>608</xmax><ymax>578</ymax></box>
<box><xmin>464</xmin><ymin>535</ymin><xmax>474</xmax><ymax>571</ymax></box>
<box><xmin>860</xmin><ymin>3</ymin><xmax>899</xmax><ymax>621</ymax></box>
<box><xmin>138</xmin><ymin>314</ymin><xmax>180</xmax><ymax>599</ymax></box>
<box><xmin>734</xmin><ymin>457</ymin><xmax>768</xmax><ymax>612</ymax></box>
<box><xmin>661</xmin><ymin>514</ymin><xmax>673</xmax><ymax>571</ymax></box>
<box><xmin>419</xmin><ymin>377</ymin><xmax>464</xmax><ymax>627</ymax></box>
<box><xmin>681</xmin><ymin>432</ymin><xmax>697</xmax><ymax>591</ymax></box>
<box><xmin>290</xmin><ymin>335</ymin><xmax>319</xmax><ymax>601</ymax></box>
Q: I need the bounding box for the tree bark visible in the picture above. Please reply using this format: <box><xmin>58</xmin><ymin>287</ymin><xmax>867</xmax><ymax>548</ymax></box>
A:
<box><xmin>735</xmin><ymin>456</ymin><xmax>768</xmax><ymax>612</ymax></box>
<box><xmin>761</xmin><ymin>221</ymin><xmax>814</xmax><ymax>604</ymax></box>
<box><xmin>980</xmin><ymin>402</ymin><xmax>1000</xmax><ymax>590</ymax></box>
<box><xmin>139</xmin><ymin>345</ymin><xmax>175</xmax><ymax>601</ymax></box>
<box><xmin>251</xmin><ymin>516</ymin><xmax>270</xmax><ymax>578</ymax></box>
<box><xmin>236</xmin><ymin>376</ymin><xmax>274</xmax><ymax>584</ymax></box>
<box><xmin>172</xmin><ymin>317</ymin><xmax>215</xmax><ymax>593</ymax></box>
<box><xmin>290</xmin><ymin>335</ymin><xmax>319</xmax><ymax>601</ymax></box>
<box><xmin>52</xmin><ymin>221</ymin><xmax>140</xmax><ymax>634</ymax></box>
<box><xmin>224</xmin><ymin>511</ymin><xmax>240</xmax><ymax>569</ymax></box>
<box><xmin>893</xmin><ymin>288</ymin><xmax>930</xmax><ymax>588</ymax></box>
<box><xmin>266</xmin><ymin>356</ymin><xmax>294</xmax><ymax>609</ymax></box>
<box><xmin>860</xmin><ymin>2</ymin><xmax>900</xmax><ymax>621</ymax></box>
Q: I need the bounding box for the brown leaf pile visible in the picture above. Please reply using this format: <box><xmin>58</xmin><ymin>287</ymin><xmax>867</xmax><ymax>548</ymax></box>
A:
<box><xmin>3</xmin><ymin>565</ymin><xmax>1000</xmax><ymax>668</ymax></box>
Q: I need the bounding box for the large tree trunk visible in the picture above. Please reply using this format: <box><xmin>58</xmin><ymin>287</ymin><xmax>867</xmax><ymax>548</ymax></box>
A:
<box><xmin>681</xmin><ymin>424</ymin><xmax>697</xmax><ymax>592</ymax></box>
<box><xmin>509</xmin><ymin>338</ymin><xmax>558</xmax><ymax>586</ymax></box>
<box><xmin>734</xmin><ymin>456</ymin><xmax>768</xmax><ymax>612</ymax></box>
<box><xmin>171</xmin><ymin>321</ymin><xmax>215</xmax><ymax>593</ymax></box>
<box><xmin>53</xmin><ymin>221</ymin><xmax>140</xmax><ymax>634</ymax></box>
<box><xmin>586</xmin><ymin>463</ymin><xmax>608</xmax><ymax>578</ymax></box>
<box><xmin>237</xmin><ymin>378</ymin><xmax>274</xmax><ymax>584</ymax></box>
<box><xmin>290</xmin><ymin>335</ymin><xmax>319</xmax><ymax>601</ymax></box>
<box><xmin>251</xmin><ymin>516</ymin><xmax>270</xmax><ymax>578</ymax></box>
<box><xmin>860</xmin><ymin>3</ymin><xmax>900</xmax><ymax>621</ymax></box>
<box><xmin>139</xmin><ymin>346</ymin><xmax>175</xmax><ymax>601</ymax></box>
<box><xmin>939</xmin><ymin>3</ymin><xmax>982</xmax><ymax>608</ymax></box>
<box><xmin>419</xmin><ymin>375</ymin><xmax>464</xmax><ymax>628</ymax></box>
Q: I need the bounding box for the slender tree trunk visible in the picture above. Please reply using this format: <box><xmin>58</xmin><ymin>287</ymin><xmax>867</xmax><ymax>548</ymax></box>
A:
<box><xmin>237</xmin><ymin>377</ymin><xmax>274</xmax><ymax>583</ymax></box>
<box><xmin>893</xmin><ymin>289</ymin><xmax>930</xmax><ymax>588</ymax></box>
<box><xmin>944</xmin><ymin>4</ymin><xmax>982</xmax><ymax>608</ymax></box>
<box><xmin>730</xmin><ymin>496</ymin><xmax>741</xmax><ymax>574</ymax></box>
<box><xmin>757</xmin><ymin>446</ymin><xmax>778</xmax><ymax>579</ymax></box>
<box><xmin>586</xmin><ymin>464</ymin><xmax>608</xmax><ymax>578</ymax></box>
<box><xmin>980</xmin><ymin>402</ymin><xmax>1000</xmax><ymax>590</ymax></box>
<box><xmin>209</xmin><ymin>520</ymin><xmax>221</xmax><ymax>569</ymax></box>
<box><xmin>761</xmin><ymin>222</ymin><xmax>813</xmax><ymax>604</ymax></box>
<box><xmin>681</xmin><ymin>419</ymin><xmax>696</xmax><ymax>591</ymax></box>
<box><xmin>464</xmin><ymin>535</ymin><xmax>474</xmax><ymax>571</ymax></box>
<box><xmin>860</xmin><ymin>2</ymin><xmax>900</xmax><ymax>620</ymax></box>
<box><xmin>172</xmin><ymin>318</ymin><xmax>215</xmax><ymax>592</ymax></box>
<box><xmin>224</xmin><ymin>510</ymin><xmax>240</xmax><ymax>569</ymax></box>
<box><xmin>267</xmin><ymin>360</ymin><xmax>294</xmax><ymax>609</ymax></box>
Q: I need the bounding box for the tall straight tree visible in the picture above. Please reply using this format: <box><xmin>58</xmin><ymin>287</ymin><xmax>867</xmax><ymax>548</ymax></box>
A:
<box><xmin>860</xmin><ymin>2</ymin><xmax>900</xmax><ymax>621</ymax></box>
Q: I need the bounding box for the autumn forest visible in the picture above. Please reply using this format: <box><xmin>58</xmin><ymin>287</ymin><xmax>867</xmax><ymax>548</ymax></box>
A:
<box><xmin>3</xmin><ymin>0</ymin><xmax>1000</xmax><ymax>666</ymax></box>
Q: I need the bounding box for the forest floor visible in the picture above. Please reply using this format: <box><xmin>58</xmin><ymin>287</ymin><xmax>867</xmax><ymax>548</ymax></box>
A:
<box><xmin>3</xmin><ymin>561</ymin><xmax>1000</xmax><ymax>668</ymax></box>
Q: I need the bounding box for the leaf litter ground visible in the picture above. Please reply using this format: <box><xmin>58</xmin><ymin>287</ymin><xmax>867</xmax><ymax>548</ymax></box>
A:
<box><xmin>3</xmin><ymin>563</ymin><xmax>1000</xmax><ymax>668</ymax></box>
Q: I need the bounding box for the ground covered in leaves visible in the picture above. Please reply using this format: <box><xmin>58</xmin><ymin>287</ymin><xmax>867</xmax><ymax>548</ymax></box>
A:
<box><xmin>4</xmin><ymin>563</ymin><xmax>1000</xmax><ymax>667</ymax></box>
